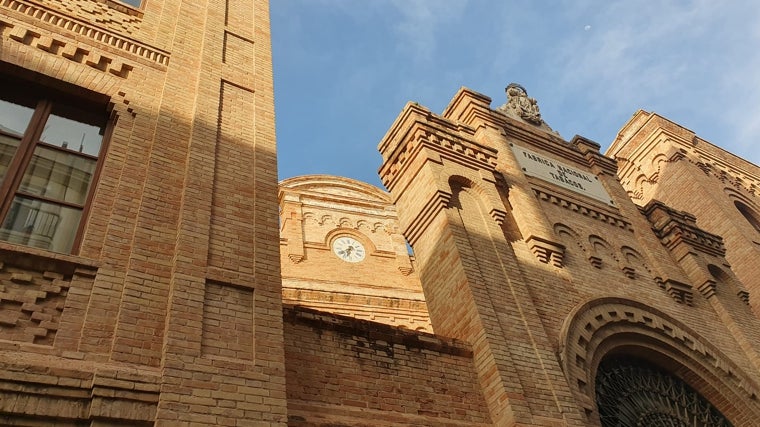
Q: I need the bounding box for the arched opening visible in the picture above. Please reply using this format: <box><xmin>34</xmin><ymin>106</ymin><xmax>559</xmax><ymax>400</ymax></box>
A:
<box><xmin>709</xmin><ymin>264</ymin><xmax>729</xmax><ymax>282</ymax></box>
<box><xmin>595</xmin><ymin>354</ymin><xmax>733</xmax><ymax>426</ymax></box>
<box><xmin>560</xmin><ymin>298</ymin><xmax>760</xmax><ymax>426</ymax></box>
<box><xmin>734</xmin><ymin>200</ymin><xmax>760</xmax><ymax>233</ymax></box>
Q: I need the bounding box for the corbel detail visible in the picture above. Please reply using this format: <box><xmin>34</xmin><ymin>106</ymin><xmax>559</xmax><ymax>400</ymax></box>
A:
<box><xmin>398</xmin><ymin>266</ymin><xmax>414</xmax><ymax>276</ymax></box>
<box><xmin>588</xmin><ymin>256</ymin><xmax>602</xmax><ymax>269</ymax></box>
<box><xmin>654</xmin><ymin>277</ymin><xmax>694</xmax><ymax>306</ymax></box>
<box><xmin>489</xmin><ymin>208</ymin><xmax>508</xmax><ymax>226</ymax></box>
<box><xmin>0</xmin><ymin>2</ymin><xmax>168</xmax><ymax>68</ymax></box>
<box><xmin>666</xmin><ymin>279</ymin><xmax>694</xmax><ymax>305</ymax></box>
<box><xmin>642</xmin><ymin>200</ymin><xmax>726</xmax><ymax>258</ymax></box>
<box><xmin>403</xmin><ymin>190</ymin><xmax>452</xmax><ymax>246</ymax></box>
<box><xmin>698</xmin><ymin>279</ymin><xmax>717</xmax><ymax>299</ymax></box>
<box><xmin>526</xmin><ymin>235</ymin><xmax>565</xmax><ymax>267</ymax></box>
<box><xmin>737</xmin><ymin>290</ymin><xmax>750</xmax><ymax>305</ymax></box>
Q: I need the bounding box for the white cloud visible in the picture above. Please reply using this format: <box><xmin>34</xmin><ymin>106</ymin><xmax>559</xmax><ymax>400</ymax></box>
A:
<box><xmin>389</xmin><ymin>0</ymin><xmax>468</xmax><ymax>62</ymax></box>
<box><xmin>539</xmin><ymin>0</ymin><xmax>760</xmax><ymax>160</ymax></box>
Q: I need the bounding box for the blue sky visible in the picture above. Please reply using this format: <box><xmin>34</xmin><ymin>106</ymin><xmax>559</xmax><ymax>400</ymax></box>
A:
<box><xmin>271</xmin><ymin>1</ymin><xmax>760</xmax><ymax>189</ymax></box>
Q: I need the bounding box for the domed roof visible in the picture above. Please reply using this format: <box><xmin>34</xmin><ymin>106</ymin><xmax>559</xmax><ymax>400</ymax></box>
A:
<box><xmin>279</xmin><ymin>175</ymin><xmax>390</xmax><ymax>204</ymax></box>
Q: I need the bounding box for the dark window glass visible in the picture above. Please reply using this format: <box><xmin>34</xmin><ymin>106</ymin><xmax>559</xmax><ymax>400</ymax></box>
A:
<box><xmin>118</xmin><ymin>0</ymin><xmax>142</xmax><ymax>7</ymax></box>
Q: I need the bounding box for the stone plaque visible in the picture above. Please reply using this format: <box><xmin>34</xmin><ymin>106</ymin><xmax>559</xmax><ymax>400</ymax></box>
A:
<box><xmin>511</xmin><ymin>144</ymin><xmax>613</xmax><ymax>206</ymax></box>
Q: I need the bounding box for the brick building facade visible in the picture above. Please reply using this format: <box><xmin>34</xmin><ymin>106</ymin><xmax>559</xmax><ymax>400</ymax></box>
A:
<box><xmin>3</xmin><ymin>1</ymin><xmax>760</xmax><ymax>426</ymax></box>
<box><xmin>0</xmin><ymin>0</ymin><xmax>285</xmax><ymax>424</ymax></box>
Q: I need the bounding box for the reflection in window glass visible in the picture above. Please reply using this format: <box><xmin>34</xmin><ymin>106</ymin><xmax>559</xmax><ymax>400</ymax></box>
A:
<box><xmin>0</xmin><ymin>79</ymin><xmax>107</xmax><ymax>254</ymax></box>
<box><xmin>0</xmin><ymin>135</ymin><xmax>20</xmax><ymax>182</ymax></box>
<box><xmin>19</xmin><ymin>146</ymin><xmax>96</xmax><ymax>205</ymax></box>
<box><xmin>0</xmin><ymin>98</ymin><xmax>34</xmax><ymax>137</ymax></box>
<box><xmin>40</xmin><ymin>110</ymin><xmax>103</xmax><ymax>157</ymax></box>
<box><xmin>118</xmin><ymin>0</ymin><xmax>142</xmax><ymax>7</ymax></box>
<box><xmin>0</xmin><ymin>196</ymin><xmax>81</xmax><ymax>253</ymax></box>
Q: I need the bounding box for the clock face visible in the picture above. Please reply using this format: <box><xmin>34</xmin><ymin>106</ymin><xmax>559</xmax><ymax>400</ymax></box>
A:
<box><xmin>332</xmin><ymin>236</ymin><xmax>366</xmax><ymax>263</ymax></box>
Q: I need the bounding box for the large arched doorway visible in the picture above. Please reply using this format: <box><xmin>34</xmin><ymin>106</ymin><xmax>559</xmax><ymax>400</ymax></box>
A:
<box><xmin>559</xmin><ymin>298</ymin><xmax>760</xmax><ymax>426</ymax></box>
<box><xmin>595</xmin><ymin>355</ymin><xmax>732</xmax><ymax>426</ymax></box>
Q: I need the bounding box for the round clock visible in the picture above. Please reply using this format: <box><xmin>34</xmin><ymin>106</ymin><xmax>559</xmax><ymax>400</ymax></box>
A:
<box><xmin>332</xmin><ymin>236</ymin><xmax>366</xmax><ymax>263</ymax></box>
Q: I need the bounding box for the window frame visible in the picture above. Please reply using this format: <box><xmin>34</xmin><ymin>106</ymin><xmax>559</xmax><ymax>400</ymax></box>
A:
<box><xmin>0</xmin><ymin>82</ymin><xmax>113</xmax><ymax>254</ymax></box>
<box><xmin>106</xmin><ymin>0</ymin><xmax>144</xmax><ymax>15</ymax></box>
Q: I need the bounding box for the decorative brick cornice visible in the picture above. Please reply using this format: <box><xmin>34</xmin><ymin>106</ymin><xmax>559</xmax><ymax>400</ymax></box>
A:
<box><xmin>383</xmin><ymin>128</ymin><xmax>497</xmax><ymax>192</ymax></box>
<box><xmin>1</xmin><ymin>1</ymin><xmax>169</xmax><ymax>69</ymax></box>
<box><xmin>696</xmin><ymin>159</ymin><xmax>760</xmax><ymax>196</ymax></box>
<box><xmin>283</xmin><ymin>305</ymin><xmax>471</xmax><ymax>357</ymax></box>
<box><xmin>379</xmin><ymin>104</ymin><xmax>497</xmax><ymax>193</ymax></box>
<box><xmin>642</xmin><ymin>200</ymin><xmax>726</xmax><ymax>258</ymax></box>
<box><xmin>533</xmin><ymin>187</ymin><xmax>632</xmax><ymax>231</ymax></box>
<box><xmin>403</xmin><ymin>189</ymin><xmax>452</xmax><ymax>246</ymax></box>
<box><xmin>570</xmin><ymin>135</ymin><xmax>618</xmax><ymax>176</ymax></box>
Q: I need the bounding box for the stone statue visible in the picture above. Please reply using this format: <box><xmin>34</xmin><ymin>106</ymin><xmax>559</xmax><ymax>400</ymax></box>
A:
<box><xmin>497</xmin><ymin>83</ymin><xmax>543</xmax><ymax>125</ymax></box>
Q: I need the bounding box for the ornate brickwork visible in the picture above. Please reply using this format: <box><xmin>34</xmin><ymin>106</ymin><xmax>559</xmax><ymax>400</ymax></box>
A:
<box><xmin>0</xmin><ymin>263</ymin><xmax>70</xmax><ymax>345</ymax></box>
<box><xmin>610</xmin><ymin>110</ymin><xmax>760</xmax><ymax>314</ymax></box>
<box><xmin>0</xmin><ymin>1</ymin><xmax>168</xmax><ymax>68</ymax></box>
<box><xmin>0</xmin><ymin>19</ymin><xmax>135</xmax><ymax>77</ymax></box>
<box><xmin>42</xmin><ymin>0</ymin><xmax>143</xmax><ymax>32</ymax></box>
<box><xmin>559</xmin><ymin>298</ymin><xmax>760</xmax><ymax>422</ymax></box>
<box><xmin>280</xmin><ymin>175</ymin><xmax>429</xmax><ymax>333</ymax></box>
<box><xmin>536</xmin><ymin>187</ymin><xmax>632</xmax><ymax>230</ymax></box>
<box><xmin>643</xmin><ymin>200</ymin><xmax>727</xmax><ymax>258</ymax></box>
<box><xmin>0</xmin><ymin>0</ymin><xmax>286</xmax><ymax>424</ymax></box>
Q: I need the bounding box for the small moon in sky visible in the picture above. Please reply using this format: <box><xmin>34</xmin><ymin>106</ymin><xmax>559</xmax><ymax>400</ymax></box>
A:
<box><xmin>584</xmin><ymin>25</ymin><xmax>591</xmax><ymax>31</ymax></box>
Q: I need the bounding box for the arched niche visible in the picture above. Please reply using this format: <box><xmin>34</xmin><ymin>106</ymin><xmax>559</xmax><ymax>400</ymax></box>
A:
<box><xmin>734</xmin><ymin>200</ymin><xmax>760</xmax><ymax>234</ymax></box>
<box><xmin>559</xmin><ymin>297</ymin><xmax>760</xmax><ymax>426</ymax></box>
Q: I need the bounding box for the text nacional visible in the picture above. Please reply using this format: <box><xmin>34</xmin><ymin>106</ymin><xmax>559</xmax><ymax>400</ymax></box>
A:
<box><xmin>511</xmin><ymin>144</ymin><xmax>613</xmax><ymax>205</ymax></box>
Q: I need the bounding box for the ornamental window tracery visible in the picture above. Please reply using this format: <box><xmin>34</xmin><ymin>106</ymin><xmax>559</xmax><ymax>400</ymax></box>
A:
<box><xmin>595</xmin><ymin>356</ymin><xmax>732</xmax><ymax>427</ymax></box>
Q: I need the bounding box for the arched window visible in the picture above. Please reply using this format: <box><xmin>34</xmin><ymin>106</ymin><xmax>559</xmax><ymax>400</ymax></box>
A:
<box><xmin>596</xmin><ymin>356</ymin><xmax>732</xmax><ymax>426</ymax></box>
<box><xmin>734</xmin><ymin>200</ymin><xmax>760</xmax><ymax>233</ymax></box>
<box><xmin>708</xmin><ymin>264</ymin><xmax>729</xmax><ymax>282</ymax></box>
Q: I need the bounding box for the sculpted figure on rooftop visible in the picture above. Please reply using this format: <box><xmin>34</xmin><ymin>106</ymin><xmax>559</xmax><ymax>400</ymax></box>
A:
<box><xmin>498</xmin><ymin>83</ymin><xmax>543</xmax><ymax>125</ymax></box>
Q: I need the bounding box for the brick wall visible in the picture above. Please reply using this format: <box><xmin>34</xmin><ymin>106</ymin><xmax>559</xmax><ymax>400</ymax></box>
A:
<box><xmin>609</xmin><ymin>111</ymin><xmax>760</xmax><ymax>315</ymax></box>
<box><xmin>283</xmin><ymin>305</ymin><xmax>491</xmax><ymax>426</ymax></box>
<box><xmin>0</xmin><ymin>0</ymin><xmax>286</xmax><ymax>424</ymax></box>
